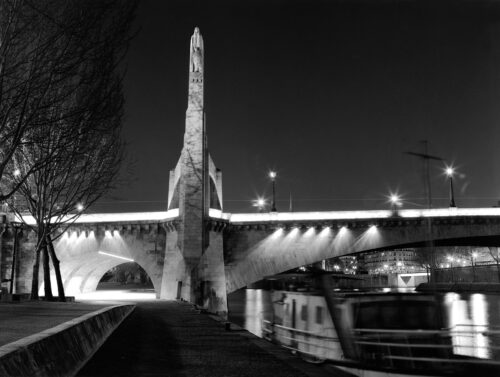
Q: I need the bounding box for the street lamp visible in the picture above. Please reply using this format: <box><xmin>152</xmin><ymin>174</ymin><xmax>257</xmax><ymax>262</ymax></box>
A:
<box><xmin>269</xmin><ymin>171</ymin><xmax>277</xmax><ymax>212</ymax></box>
<box><xmin>388</xmin><ymin>193</ymin><xmax>402</xmax><ymax>214</ymax></box>
<box><xmin>445</xmin><ymin>166</ymin><xmax>456</xmax><ymax>208</ymax></box>
<box><xmin>253</xmin><ymin>197</ymin><xmax>266</xmax><ymax>212</ymax></box>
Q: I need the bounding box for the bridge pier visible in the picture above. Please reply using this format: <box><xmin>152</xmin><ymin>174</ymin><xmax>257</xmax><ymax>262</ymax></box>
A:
<box><xmin>163</xmin><ymin>27</ymin><xmax>227</xmax><ymax>316</ymax></box>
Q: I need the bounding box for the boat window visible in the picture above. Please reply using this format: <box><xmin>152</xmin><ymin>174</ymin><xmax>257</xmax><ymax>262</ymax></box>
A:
<box><xmin>301</xmin><ymin>305</ymin><xmax>308</xmax><ymax>321</ymax></box>
<box><xmin>353</xmin><ymin>300</ymin><xmax>438</xmax><ymax>329</ymax></box>
<box><xmin>315</xmin><ymin>306</ymin><xmax>323</xmax><ymax>324</ymax></box>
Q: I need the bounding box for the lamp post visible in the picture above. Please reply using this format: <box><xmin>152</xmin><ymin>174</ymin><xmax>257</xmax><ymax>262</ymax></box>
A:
<box><xmin>447</xmin><ymin>255</ymin><xmax>454</xmax><ymax>282</ymax></box>
<box><xmin>472</xmin><ymin>252</ymin><xmax>478</xmax><ymax>282</ymax></box>
<box><xmin>9</xmin><ymin>223</ymin><xmax>22</xmax><ymax>294</ymax></box>
<box><xmin>445</xmin><ymin>167</ymin><xmax>456</xmax><ymax>208</ymax></box>
<box><xmin>269</xmin><ymin>171</ymin><xmax>277</xmax><ymax>212</ymax></box>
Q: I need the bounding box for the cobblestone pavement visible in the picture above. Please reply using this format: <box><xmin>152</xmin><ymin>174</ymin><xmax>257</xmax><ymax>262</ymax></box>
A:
<box><xmin>76</xmin><ymin>300</ymin><xmax>338</xmax><ymax>377</ymax></box>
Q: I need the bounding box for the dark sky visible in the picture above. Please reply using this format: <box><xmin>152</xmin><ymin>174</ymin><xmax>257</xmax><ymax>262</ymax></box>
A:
<box><xmin>96</xmin><ymin>0</ymin><xmax>500</xmax><ymax>213</ymax></box>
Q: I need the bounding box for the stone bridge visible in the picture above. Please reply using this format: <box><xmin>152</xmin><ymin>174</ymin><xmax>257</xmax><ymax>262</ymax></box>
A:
<box><xmin>2</xmin><ymin>207</ymin><xmax>500</xmax><ymax>304</ymax></box>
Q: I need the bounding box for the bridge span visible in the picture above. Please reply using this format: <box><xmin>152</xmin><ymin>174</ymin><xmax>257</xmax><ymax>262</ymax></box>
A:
<box><xmin>2</xmin><ymin>207</ymin><xmax>500</xmax><ymax>306</ymax></box>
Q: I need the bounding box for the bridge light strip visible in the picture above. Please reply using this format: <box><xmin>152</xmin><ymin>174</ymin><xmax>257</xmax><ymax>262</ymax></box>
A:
<box><xmin>98</xmin><ymin>251</ymin><xmax>134</xmax><ymax>262</ymax></box>
<box><xmin>213</xmin><ymin>207</ymin><xmax>500</xmax><ymax>224</ymax></box>
<box><xmin>14</xmin><ymin>209</ymin><xmax>180</xmax><ymax>226</ymax></box>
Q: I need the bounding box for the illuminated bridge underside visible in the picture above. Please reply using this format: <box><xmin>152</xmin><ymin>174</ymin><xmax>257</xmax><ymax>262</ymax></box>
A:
<box><xmin>21</xmin><ymin>207</ymin><xmax>500</xmax><ymax>297</ymax></box>
<box><xmin>50</xmin><ymin>225</ymin><xmax>167</xmax><ymax>297</ymax></box>
<box><xmin>221</xmin><ymin>208</ymin><xmax>500</xmax><ymax>292</ymax></box>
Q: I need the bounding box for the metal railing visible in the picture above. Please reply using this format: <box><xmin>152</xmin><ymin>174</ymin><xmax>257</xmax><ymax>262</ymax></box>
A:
<box><xmin>262</xmin><ymin>320</ymin><xmax>500</xmax><ymax>371</ymax></box>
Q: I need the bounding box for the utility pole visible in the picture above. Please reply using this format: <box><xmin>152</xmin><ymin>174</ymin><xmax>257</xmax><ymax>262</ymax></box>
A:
<box><xmin>405</xmin><ymin>140</ymin><xmax>444</xmax><ymax>284</ymax></box>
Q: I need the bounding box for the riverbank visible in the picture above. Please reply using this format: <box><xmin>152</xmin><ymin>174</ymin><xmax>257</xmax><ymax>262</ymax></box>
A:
<box><xmin>77</xmin><ymin>300</ymin><xmax>339</xmax><ymax>377</ymax></box>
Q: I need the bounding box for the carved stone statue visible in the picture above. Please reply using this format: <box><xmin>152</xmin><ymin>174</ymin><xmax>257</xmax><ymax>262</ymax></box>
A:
<box><xmin>190</xmin><ymin>27</ymin><xmax>204</xmax><ymax>73</ymax></box>
<box><xmin>192</xmin><ymin>47</ymin><xmax>202</xmax><ymax>72</ymax></box>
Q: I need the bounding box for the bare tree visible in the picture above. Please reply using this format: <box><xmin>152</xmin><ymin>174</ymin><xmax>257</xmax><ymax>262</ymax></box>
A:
<box><xmin>7</xmin><ymin>0</ymin><xmax>136</xmax><ymax>300</ymax></box>
<box><xmin>487</xmin><ymin>247</ymin><xmax>500</xmax><ymax>283</ymax></box>
<box><xmin>0</xmin><ymin>0</ymin><xmax>62</xmax><ymax>200</ymax></box>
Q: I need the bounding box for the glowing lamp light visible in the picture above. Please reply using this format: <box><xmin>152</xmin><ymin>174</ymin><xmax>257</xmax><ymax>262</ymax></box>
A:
<box><xmin>98</xmin><ymin>251</ymin><xmax>134</xmax><ymax>262</ymax></box>
<box><xmin>472</xmin><ymin>252</ymin><xmax>478</xmax><ymax>258</ymax></box>
<box><xmin>13</xmin><ymin>169</ymin><xmax>21</xmax><ymax>177</ymax></box>
<box><xmin>269</xmin><ymin>171</ymin><xmax>277</xmax><ymax>179</ymax></box>
<box><xmin>76</xmin><ymin>203</ymin><xmax>84</xmax><ymax>211</ymax></box>
<box><xmin>445</xmin><ymin>166</ymin><xmax>455</xmax><ymax>177</ymax></box>
<box><xmin>390</xmin><ymin>194</ymin><xmax>400</xmax><ymax>204</ymax></box>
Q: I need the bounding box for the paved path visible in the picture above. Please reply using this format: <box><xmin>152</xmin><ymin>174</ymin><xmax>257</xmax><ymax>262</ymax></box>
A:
<box><xmin>77</xmin><ymin>301</ymin><xmax>338</xmax><ymax>377</ymax></box>
<box><xmin>0</xmin><ymin>301</ymin><xmax>108</xmax><ymax>346</ymax></box>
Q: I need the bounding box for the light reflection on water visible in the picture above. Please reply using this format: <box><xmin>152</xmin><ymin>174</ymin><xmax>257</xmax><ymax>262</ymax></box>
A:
<box><xmin>444</xmin><ymin>292</ymin><xmax>495</xmax><ymax>359</ymax></box>
<box><xmin>228</xmin><ymin>289</ymin><xmax>500</xmax><ymax>360</ymax></box>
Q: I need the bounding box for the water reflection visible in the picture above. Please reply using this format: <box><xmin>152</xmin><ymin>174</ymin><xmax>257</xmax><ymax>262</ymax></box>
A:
<box><xmin>229</xmin><ymin>289</ymin><xmax>500</xmax><ymax>361</ymax></box>
<box><xmin>444</xmin><ymin>292</ymin><xmax>493</xmax><ymax>359</ymax></box>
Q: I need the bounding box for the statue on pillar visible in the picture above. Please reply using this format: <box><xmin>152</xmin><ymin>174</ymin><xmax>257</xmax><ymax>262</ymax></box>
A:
<box><xmin>190</xmin><ymin>27</ymin><xmax>204</xmax><ymax>73</ymax></box>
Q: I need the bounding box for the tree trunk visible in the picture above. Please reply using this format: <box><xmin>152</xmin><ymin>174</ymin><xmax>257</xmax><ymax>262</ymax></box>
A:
<box><xmin>497</xmin><ymin>261</ymin><xmax>500</xmax><ymax>283</ymax></box>
<box><xmin>30</xmin><ymin>247</ymin><xmax>41</xmax><ymax>300</ymax></box>
<box><xmin>42</xmin><ymin>242</ymin><xmax>54</xmax><ymax>300</ymax></box>
<box><xmin>47</xmin><ymin>236</ymin><xmax>65</xmax><ymax>302</ymax></box>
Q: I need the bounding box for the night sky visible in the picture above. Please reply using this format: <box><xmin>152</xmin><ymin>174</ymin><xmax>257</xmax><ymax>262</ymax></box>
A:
<box><xmin>96</xmin><ymin>0</ymin><xmax>500</xmax><ymax>214</ymax></box>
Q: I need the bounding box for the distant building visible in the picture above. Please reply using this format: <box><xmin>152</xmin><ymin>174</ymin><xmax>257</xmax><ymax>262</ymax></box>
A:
<box><xmin>360</xmin><ymin>249</ymin><xmax>423</xmax><ymax>274</ymax></box>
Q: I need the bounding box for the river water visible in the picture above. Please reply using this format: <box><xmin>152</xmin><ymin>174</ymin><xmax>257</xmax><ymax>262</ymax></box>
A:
<box><xmin>228</xmin><ymin>289</ymin><xmax>500</xmax><ymax>361</ymax></box>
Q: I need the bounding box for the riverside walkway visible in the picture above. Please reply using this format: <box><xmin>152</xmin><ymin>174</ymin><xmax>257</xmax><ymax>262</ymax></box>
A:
<box><xmin>76</xmin><ymin>300</ymin><xmax>338</xmax><ymax>377</ymax></box>
<box><xmin>0</xmin><ymin>301</ymin><xmax>109</xmax><ymax>347</ymax></box>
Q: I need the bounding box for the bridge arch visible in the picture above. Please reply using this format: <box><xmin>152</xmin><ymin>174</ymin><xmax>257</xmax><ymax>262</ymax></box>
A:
<box><xmin>225</xmin><ymin>220</ymin><xmax>500</xmax><ymax>292</ymax></box>
<box><xmin>52</xmin><ymin>229</ymin><xmax>164</xmax><ymax>297</ymax></box>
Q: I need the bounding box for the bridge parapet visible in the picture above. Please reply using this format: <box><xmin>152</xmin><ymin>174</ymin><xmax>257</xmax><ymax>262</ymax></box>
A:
<box><xmin>209</xmin><ymin>207</ymin><xmax>500</xmax><ymax>231</ymax></box>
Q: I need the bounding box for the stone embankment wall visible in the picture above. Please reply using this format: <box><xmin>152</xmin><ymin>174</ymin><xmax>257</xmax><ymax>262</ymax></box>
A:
<box><xmin>0</xmin><ymin>304</ymin><xmax>134</xmax><ymax>377</ymax></box>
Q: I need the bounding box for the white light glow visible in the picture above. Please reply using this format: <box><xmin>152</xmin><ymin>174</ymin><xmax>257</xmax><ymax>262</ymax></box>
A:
<box><xmin>13</xmin><ymin>206</ymin><xmax>500</xmax><ymax>228</ymax></box>
<box><xmin>98</xmin><ymin>251</ymin><xmax>134</xmax><ymax>262</ymax></box>
<box><xmin>13</xmin><ymin>169</ymin><xmax>20</xmax><ymax>177</ymax></box>
<box><xmin>445</xmin><ymin>166</ymin><xmax>455</xmax><ymax>177</ymax></box>
<box><xmin>389</xmin><ymin>193</ymin><xmax>401</xmax><ymax>204</ymax></box>
<box><xmin>255</xmin><ymin>198</ymin><xmax>266</xmax><ymax>207</ymax></box>
<box><xmin>15</xmin><ymin>209</ymin><xmax>179</xmax><ymax>225</ymax></box>
<box><xmin>269</xmin><ymin>171</ymin><xmax>277</xmax><ymax>179</ymax></box>
<box><xmin>225</xmin><ymin>207</ymin><xmax>500</xmax><ymax>223</ymax></box>
<box><xmin>76</xmin><ymin>203</ymin><xmax>84</xmax><ymax>211</ymax></box>
<box><xmin>271</xmin><ymin>228</ymin><xmax>284</xmax><ymax>238</ymax></box>
<box><xmin>76</xmin><ymin>289</ymin><xmax>155</xmax><ymax>301</ymax></box>
<box><xmin>304</xmin><ymin>227</ymin><xmax>315</xmax><ymax>236</ymax></box>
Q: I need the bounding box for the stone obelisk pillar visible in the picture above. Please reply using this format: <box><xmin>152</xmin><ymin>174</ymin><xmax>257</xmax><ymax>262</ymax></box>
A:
<box><xmin>162</xmin><ymin>27</ymin><xmax>227</xmax><ymax>317</ymax></box>
<box><xmin>178</xmin><ymin>27</ymin><xmax>207</xmax><ymax>306</ymax></box>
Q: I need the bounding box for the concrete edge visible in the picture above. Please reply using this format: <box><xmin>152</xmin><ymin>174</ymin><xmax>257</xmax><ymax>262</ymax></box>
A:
<box><xmin>0</xmin><ymin>304</ymin><xmax>135</xmax><ymax>377</ymax></box>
